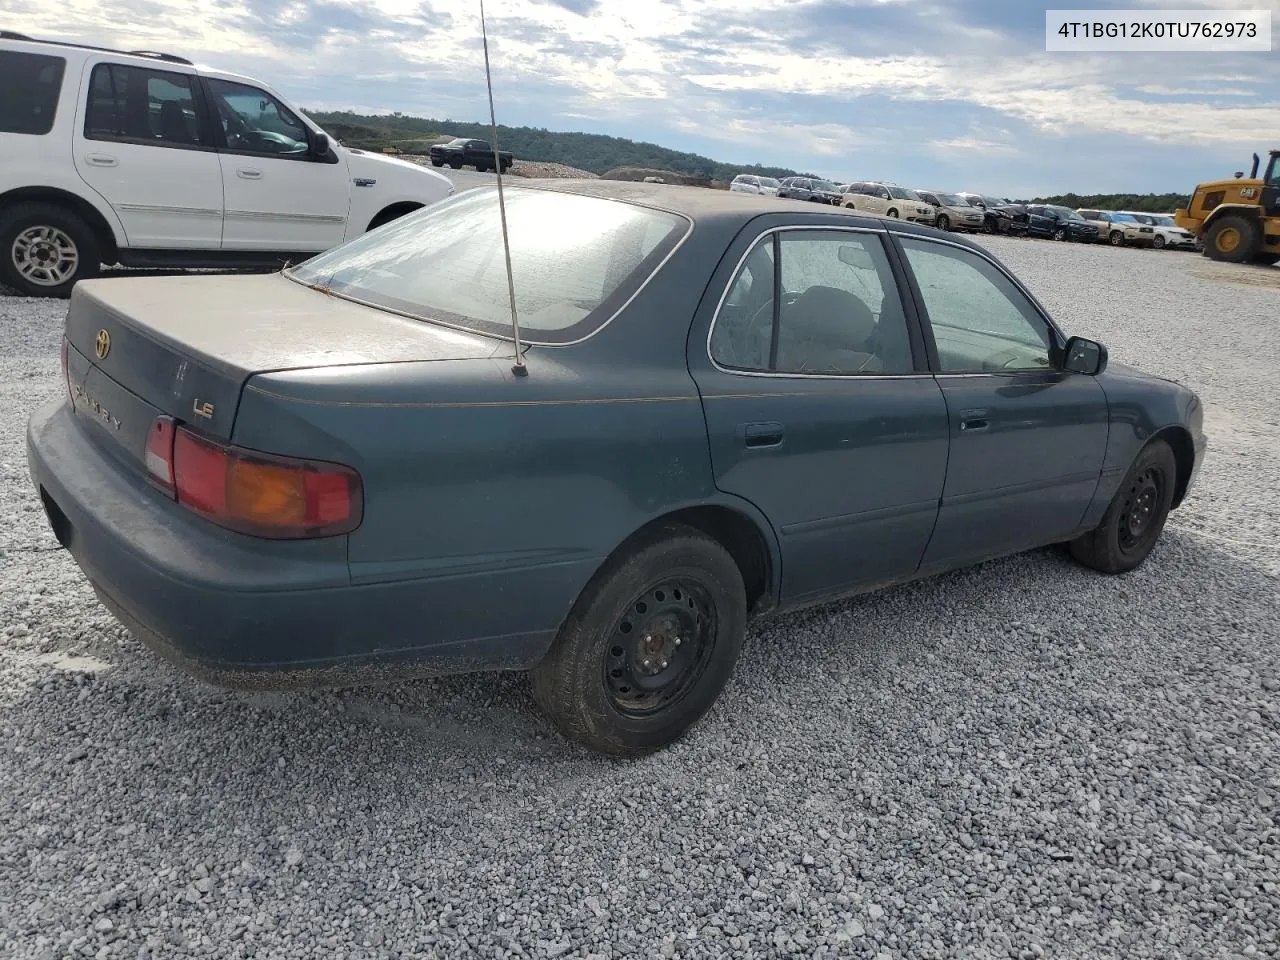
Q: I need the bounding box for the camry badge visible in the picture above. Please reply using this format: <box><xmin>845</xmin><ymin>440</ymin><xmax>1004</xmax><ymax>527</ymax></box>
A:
<box><xmin>94</xmin><ymin>329</ymin><xmax>111</xmax><ymax>359</ymax></box>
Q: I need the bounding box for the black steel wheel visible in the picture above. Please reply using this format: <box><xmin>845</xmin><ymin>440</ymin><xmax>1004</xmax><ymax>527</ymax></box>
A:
<box><xmin>530</xmin><ymin>523</ymin><xmax>747</xmax><ymax>757</ymax></box>
<box><xmin>1069</xmin><ymin>439</ymin><xmax>1178</xmax><ymax>574</ymax></box>
<box><xmin>603</xmin><ymin>579</ymin><xmax>717</xmax><ymax>717</ymax></box>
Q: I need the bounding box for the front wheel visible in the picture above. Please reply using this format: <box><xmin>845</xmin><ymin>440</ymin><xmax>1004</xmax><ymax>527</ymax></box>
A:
<box><xmin>530</xmin><ymin>524</ymin><xmax>747</xmax><ymax>757</ymax></box>
<box><xmin>1204</xmin><ymin>214</ymin><xmax>1259</xmax><ymax>263</ymax></box>
<box><xmin>1153</xmin><ymin>234</ymin><xmax>1166</xmax><ymax>249</ymax></box>
<box><xmin>936</xmin><ymin>214</ymin><xmax>950</xmax><ymax>231</ymax></box>
<box><xmin>887</xmin><ymin>208</ymin><xmax>899</xmax><ymax>218</ymax></box>
<box><xmin>1053</xmin><ymin>227</ymin><xmax>1067</xmax><ymax>241</ymax></box>
<box><xmin>431</xmin><ymin>158</ymin><xmax>444</xmax><ymax>167</ymax></box>
<box><xmin>1109</xmin><ymin>231</ymin><xmax>1125</xmax><ymax>246</ymax></box>
<box><xmin>0</xmin><ymin>202</ymin><xmax>101</xmax><ymax>298</ymax></box>
<box><xmin>1069</xmin><ymin>439</ymin><xmax>1177</xmax><ymax>574</ymax></box>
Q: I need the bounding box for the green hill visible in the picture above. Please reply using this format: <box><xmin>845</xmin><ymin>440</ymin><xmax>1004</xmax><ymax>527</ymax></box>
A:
<box><xmin>305</xmin><ymin>109</ymin><xmax>1191</xmax><ymax>210</ymax></box>
<box><xmin>302</xmin><ymin>109</ymin><xmax>808</xmax><ymax>181</ymax></box>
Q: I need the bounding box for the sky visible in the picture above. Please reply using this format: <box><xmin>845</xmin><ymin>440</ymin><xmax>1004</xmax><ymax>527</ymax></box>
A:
<box><xmin>6</xmin><ymin>0</ymin><xmax>1280</xmax><ymax>195</ymax></box>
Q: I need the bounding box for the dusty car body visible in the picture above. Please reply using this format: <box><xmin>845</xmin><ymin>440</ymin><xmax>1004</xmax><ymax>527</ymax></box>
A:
<box><xmin>27</xmin><ymin>181</ymin><xmax>1207</xmax><ymax>756</ymax></box>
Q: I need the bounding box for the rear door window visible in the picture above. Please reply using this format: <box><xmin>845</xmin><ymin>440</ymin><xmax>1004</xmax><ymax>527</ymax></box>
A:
<box><xmin>85</xmin><ymin>62</ymin><xmax>210</xmax><ymax>148</ymax></box>
<box><xmin>0</xmin><ymin>50</ymin><xmax>66</xmax><ymax>135</ymax></box>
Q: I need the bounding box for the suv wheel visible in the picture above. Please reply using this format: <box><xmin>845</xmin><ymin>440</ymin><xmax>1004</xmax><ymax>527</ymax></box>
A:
<box><xmin>1109</xmin><ymin>231</ymin><xmax>1125</xmax><ymax>246</ymax></box>
<box><xmin>0</xmin><ymin>203</ymin><xmax>101</xmax><ymax>299</ymax></box>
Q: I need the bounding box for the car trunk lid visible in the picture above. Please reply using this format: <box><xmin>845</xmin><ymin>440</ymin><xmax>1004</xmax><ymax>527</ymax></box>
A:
<box><xmin>63</xmin><ymin>272</ymin><xmax>502</xmax><ymax>470</ymax></box>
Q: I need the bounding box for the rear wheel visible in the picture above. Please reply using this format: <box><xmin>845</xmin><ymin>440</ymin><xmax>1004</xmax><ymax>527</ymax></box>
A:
<box><xmin>1109</xmin><ymin>231</ymin><xmax>1125</xmax><ymax>246</ymax></box>
<box><xmin>1053</xmin><ymin>227</ymin><xmax>1067</xmax><ymax>241</ymax></box>
<box><xmin>887</xmin><ymin>208</ymin><xmax>899</xmax><ymax>218</ymax></box>
<box><xmin>1204</xmin><ymin>214</ymin><xmax>1260</xmax><ymax>263</ymax></box>
<box><xmin>0</xmin><ymin>203</ymin><xmax>101</xmax><ymax>298</ymax></box>
<box><xmin>1068</xmin><ymin>439</ymin><xmax>1176</xmax><ymax>574</ymax></box>
<box><xmin>530</xmin><ymin>523</ymin><xmax>747</xmax><ymax>757</ymax></box>
<box><xmin>1152</xmin><ymin>234</ymin><xmax>1166</xmax><ymax>249</ymax></box>
<box><xmin>936</xmin><ymin>214</ymin><xmax>950</xmax><ymax>231</ymax></box>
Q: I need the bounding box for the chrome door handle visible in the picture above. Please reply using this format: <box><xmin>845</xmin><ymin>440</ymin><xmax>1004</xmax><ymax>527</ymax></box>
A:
<box><xmin>236</xmin><ymin>168</ymin><xmax>262</xmax><ymax>179</ymax></box>
<box><xmin>85</xmin><ymin>153</ymin><xmax>118</xmax><ymax>167</ymax></box>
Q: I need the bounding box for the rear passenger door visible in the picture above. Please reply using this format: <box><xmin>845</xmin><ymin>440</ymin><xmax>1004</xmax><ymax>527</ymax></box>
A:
<box><xmin>690</xmin><ymin>221</ymin><xmax>950</xmax><ymax>605</ymax></box>
<box><xmin>73</xmin><ymin>59</ymin><xmax>223</xmax><ymax>249</ymax></box>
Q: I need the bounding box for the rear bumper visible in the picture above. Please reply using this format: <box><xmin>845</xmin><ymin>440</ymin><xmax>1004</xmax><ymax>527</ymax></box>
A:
<box><xmin>26</xmin><ymin>400</ymin><xmax>568</xmax><ymax>689</ymax></box>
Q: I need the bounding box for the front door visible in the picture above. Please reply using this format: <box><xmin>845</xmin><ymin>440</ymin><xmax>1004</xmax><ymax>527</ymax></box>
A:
<box><xmin>690</xmin><ymin>222</ymin><xmax>950</xmax><ymax>605</ymax></box>
<box><xmin>204</xmin><ymin>78</ymin><xmax>350</xmax><ymax>252</ymax></box>
<box><xmin>893</xmin><ymin>235</ymin><xmax>1110</xmax><ymax>572</ymax></box>
<box><xmin>73</xmin><ymin>59</ymin><xmax>223</xmax><ymax>249</ymax></box>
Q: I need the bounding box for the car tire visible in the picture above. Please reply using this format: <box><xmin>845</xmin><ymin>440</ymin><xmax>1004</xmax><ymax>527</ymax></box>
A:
<box><xmin>887</xmin><ymin>208</ymin><xmax>899</xmax><ymax>218</ymax></box>
<box><xmin>0</xmin><ymin>202</ymin><xmax>101</xmax><ymax>299</ymax></box>
<box><xmin>448</xmin><ymin>160</ymin><xmax>462</xmax><ymax>170</ymax></box>
<box><xmin>529</xmin><ymin>523</ymin><xmax>747</xmax><ymax>757</ymax></box>
<box><xmin>431</xmin><ymin>158</ymin><xmax>444</xmax><ymax>167</ymax></box>
<box><xmin>1109</xmin><ymin>231</ymin><xmax>1125</xmax><ymax>246</ymax></box>
<box><xmin>1204</xmin><ymin>214</ymin><xmax>1260</xmax><ymax>263</ymax></box>
<box><xmin>1068</xmin><ymin>439</ymin><xmax>1177</xmax><ymax>575</ymax></box>
<box><xmin>936</xmin><ymin>214</ymin><xmax>950</xmax><ymax>231</ymax></box>
<box><xmin>1053</xmin><ymin>227</ymin><xmax>1067</xmax><ymax>241</ymax></box>
<box><xmin>1152</xmin><ymin>235</ymin><xmax>1166</xmax><ymax>249</ymax></box>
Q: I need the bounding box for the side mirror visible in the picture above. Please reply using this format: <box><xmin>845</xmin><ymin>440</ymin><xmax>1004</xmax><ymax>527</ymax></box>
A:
<box><xmin>309</xmin><ymin>132</ymin><xmax>330</xmax><ymax>158</ymax></box>
<box><xmin>1063</xmin><ymin>336</ymin><xmax>1107</xmax><ymax>375</ymax></box>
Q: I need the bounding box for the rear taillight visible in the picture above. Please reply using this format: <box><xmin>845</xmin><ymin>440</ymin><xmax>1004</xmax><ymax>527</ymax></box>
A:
<box><xmin>144</xmin><ymin>417</ymin><xmax>362</xmax><ymax>539</ymax></box>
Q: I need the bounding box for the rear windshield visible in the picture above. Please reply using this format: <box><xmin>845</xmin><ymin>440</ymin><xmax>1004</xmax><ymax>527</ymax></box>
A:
<box><xmin>0</xmin><ymin>51</ymin><xmax>65</xmax><ymax>135</ymax></box>
<box><xmin>286</xmin><ymin>187</ymin><xmax>689</xmax><ymax>344</ymax></box>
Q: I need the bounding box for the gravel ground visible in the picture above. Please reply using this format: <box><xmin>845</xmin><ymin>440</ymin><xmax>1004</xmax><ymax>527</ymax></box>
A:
<box><xmin>1</xmin><ymin>241</ymin><xmax>1278</xmax><ymax>960</ymax></box>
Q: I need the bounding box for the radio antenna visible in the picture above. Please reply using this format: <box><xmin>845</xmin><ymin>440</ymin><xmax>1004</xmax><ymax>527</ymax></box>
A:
<box><xmin>479</xmin><ymin>0</ymin><xmax>527</xmax><ymax>377</ymax></box>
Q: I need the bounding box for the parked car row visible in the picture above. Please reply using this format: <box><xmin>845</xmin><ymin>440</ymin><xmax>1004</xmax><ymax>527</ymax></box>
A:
<box><xmin>728</xmin><ymin>173</ymin><xmax>1197</xmax><ymax>252</ymax></box>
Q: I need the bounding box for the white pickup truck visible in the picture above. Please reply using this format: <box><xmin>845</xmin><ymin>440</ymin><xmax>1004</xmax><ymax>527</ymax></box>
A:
<box><xmin>0</xmin><ymin>32</ymin><xmax>456</xmax><ymax>297</ymax></box>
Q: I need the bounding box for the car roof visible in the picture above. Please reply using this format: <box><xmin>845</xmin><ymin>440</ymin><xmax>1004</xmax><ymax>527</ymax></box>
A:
<box><xmin>2</xmin><ymin>31</ymin><xmax>270</xmax><ymax>88</ymax></box>
<box><xmin>496</xmin><ymin>178</ymin><xmax>996</xmax><ymax>254</ymax></box>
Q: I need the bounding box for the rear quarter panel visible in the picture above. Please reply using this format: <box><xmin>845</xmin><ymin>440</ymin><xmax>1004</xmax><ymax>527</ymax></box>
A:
<box><xmin>231</xmin><ymin>211</ymin><xmax>765</xmax><ymax>644</ymax></box>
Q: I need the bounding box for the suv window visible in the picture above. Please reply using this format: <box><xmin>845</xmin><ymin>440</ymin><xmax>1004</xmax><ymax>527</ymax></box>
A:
<box><xmin>0</xmin><ymin>51</ymin><xmax>65</xmax><ymax>135</ymax></box>
<box><xmin>205</xmin><ymin>78</ymin><xmax>310</xmax><ymax>157</ymax></box>
<box><xmin>899</xmin><ymin>237</ymin><xmax>1051</xmax><ymax>373</ymax></box>
<box><xmin>85</xmin><ymin>63</ymin><xmax>208</xmax><ymax>147</ymax></box>
<box><xmin>711</xmin><ymin>231</ymin><xmax>915</xmax><ymax>375</ymax></box>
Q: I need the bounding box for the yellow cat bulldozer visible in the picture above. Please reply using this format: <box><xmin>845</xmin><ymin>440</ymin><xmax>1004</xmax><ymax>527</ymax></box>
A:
<box><xmin>1174</xmin><ymin>149</ymin><xmax>1280</xmax><ymax>265</ymax></box>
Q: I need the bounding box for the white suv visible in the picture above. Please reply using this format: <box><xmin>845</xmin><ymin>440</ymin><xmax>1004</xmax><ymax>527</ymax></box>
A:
<box><xmin>0</xmin><ymin>32</ymin><xmax>456</xmax><ymax>297</ymax></box>
<box><xmin>728</xmin><ymin>174</ymin><xmax>780</xmax><ymax>196</ymax></box>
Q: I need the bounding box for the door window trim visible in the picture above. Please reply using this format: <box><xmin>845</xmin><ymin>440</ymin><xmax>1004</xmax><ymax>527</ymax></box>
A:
<box><xmin>704</xmin><ymin>223</ymin><xmax>933</xmax><ymax>380</ymax></box>
<box><xmin>888</xmin><ymin>232</ymin><xmax>1067</xmax><ymax>376</ymax></box>
<box><xmin>81</xmin><ymin>60</ymin><xmax>217</xmax><ymax>154</ymax></box>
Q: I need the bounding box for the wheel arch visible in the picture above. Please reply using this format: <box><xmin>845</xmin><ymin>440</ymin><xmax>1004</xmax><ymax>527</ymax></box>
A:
<box><xmin>1201</xmin><ymin>203</ymin><xmax>1262</xmax><ymax>236</ymax></box>
<box><xmin>567</xmin><ymin>502</ymin><xmax>781</xmax><ymax>636</ymax></box>
<box><xmin>366</xmin><ymin>201</ymin><xmax>424</xmax><ymax>232</ymax></box>
<box><xmin>0</xmin><ymin>186</ymin><xmax>121</xmax><ymax>263</ymax></box>
<box><xmin>1151</xmin><ymin>425</ymin><xmax>1196</xmax><ymax>509</ymax></box>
